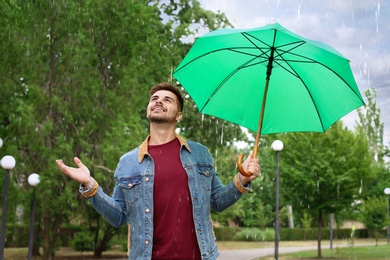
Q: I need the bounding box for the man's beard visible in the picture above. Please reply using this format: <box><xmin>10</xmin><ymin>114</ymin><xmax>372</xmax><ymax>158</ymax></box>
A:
<box><xmin>147</xmin><ymin>114</ymin><xmax>176</xmax><ymax>124</ymax></box>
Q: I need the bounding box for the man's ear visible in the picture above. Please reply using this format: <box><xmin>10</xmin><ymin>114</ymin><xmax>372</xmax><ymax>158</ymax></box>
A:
<box><xmin>176</xmin><ymin>112</ymin><xmax>182</xmax><ymax>122</ymax></box>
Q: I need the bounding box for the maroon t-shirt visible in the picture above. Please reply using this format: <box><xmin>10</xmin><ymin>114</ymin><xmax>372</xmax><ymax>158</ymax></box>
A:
<box><xmin>149</xmin><ymin>138</ymin><xmax>201</xmax><ymax>260</ymax></box>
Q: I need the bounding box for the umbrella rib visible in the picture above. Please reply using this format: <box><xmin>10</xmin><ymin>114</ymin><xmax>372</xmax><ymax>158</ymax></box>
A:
<box><xmin>275</xmin><ymin>49</ymin><xmax>365</xmax><ymax>104</ymax></box>
<box><xmin>228</xmin><ymin>47</ymin><xmax>270</xmax><ymax>60</ymax></box>
<box><xmin>242</xmin><ymin>31</ymin><xmax>308</xmax><ymax>57</ymax></box>
<box><xmin>241</xmin><ymin>32</ymin><xmax>273</xmax><ymax>59</ymax></box>
<box><xmin>272</xmin><ymin>48</ymin><xmax>327</xmax><ymax>131</ymax></box>
<box><xmin>174</xmin><ymin>46</ymin><xmax>269</xmax><ymax>74</ymax></box>
<box><xmin>198</xmin><ymin>55</ymin><xmax>263</xmax><ymax>112</ymax></box>
<box><xmin>273</xmin><ymin>47</ymin><xmax>364</xmax><ymax>131</ymax></box>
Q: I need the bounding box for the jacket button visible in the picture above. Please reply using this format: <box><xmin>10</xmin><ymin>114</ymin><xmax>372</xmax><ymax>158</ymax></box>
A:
<box><xmin>145</xmin><ymin>208</ymin><xmax>150</xmax><ymax>213</ymax></box>
<box><xmin>128</xmin><ymin>183</ymin><xmax>132</xmax><ymax>187</ymax></box>
<box><xmin>145</xmin><ymin>240</ymin><xmax>149</xmax><ymax>245</ymax></box>
<box><xmin>145</xmin><ymin>177</ymin><xmax>149</xmax><ymax>182</ymax></box>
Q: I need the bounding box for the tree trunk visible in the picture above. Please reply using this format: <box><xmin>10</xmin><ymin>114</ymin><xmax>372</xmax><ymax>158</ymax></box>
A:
<box><xmin>93</xmin><ymin>223</ymin><xmax>118</xmax><ymax>257</ymax></box>
<box><xmin>42</xmin><ymin>212</ymin><xmax>53</xmax><ymax>260</ymax></box>
<box><xmin>33</xmin><ymin>221</ymin><xmax>41</xmax><ymax>257</ymax></box>
<box><xmin>375</xmin><ymin>230</ymin><xmax>379</xmax><ymax>246</ymax></box>
<box><xmin>317</xmin><ymin>209</ymin><xmax>323</xmax><ymax>258</ymax></box>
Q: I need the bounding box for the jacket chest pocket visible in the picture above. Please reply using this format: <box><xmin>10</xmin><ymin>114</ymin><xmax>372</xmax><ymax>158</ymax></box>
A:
<box><xmin>118</xmin><ymin>176</ymin><xmax>142</xmax><ymax>204</ymax></box>
<box><xmin>198</xmin><ymin>165</ymin><xmax>213</xmax><ymax>191</ymax></box>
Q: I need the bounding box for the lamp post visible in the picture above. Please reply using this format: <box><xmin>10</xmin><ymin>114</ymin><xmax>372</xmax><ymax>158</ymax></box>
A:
<box><xmin>27</xmin><ymin>173</ymin><xmax>40</xmax><ymax>260</ymax></box>
<box><xmin>0</xmin><ymin>155</ymin><xmax>16</xmax><ymax>259</ymax></box>
<box><xmin>271</xmin><ymin>140</ymin><xmax>284</xmax><ymax>260</ymax></box>
<box><xmin>384</xmin><ymin>188</ymin><xmax>390</xmax><ymax>245</ymax></box>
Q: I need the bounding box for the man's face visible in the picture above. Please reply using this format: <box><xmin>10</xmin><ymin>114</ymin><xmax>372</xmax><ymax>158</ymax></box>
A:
<box><xmin>146</xmin><ymin>90</ymin><xmax>182</xmax><ymax>124</ymax></box>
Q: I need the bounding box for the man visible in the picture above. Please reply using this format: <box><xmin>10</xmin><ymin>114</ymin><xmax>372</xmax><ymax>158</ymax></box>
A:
<box><xmin>56</xmin><ymin>82</ymin><xmax>261</xmax><ymax>260</ymax></box>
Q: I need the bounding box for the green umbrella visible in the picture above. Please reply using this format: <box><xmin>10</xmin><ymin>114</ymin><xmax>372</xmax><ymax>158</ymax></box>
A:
<box><xmin>173</xmin><ymin>22</ymin><xmax>365</xmax><ymax>176</ymax></box>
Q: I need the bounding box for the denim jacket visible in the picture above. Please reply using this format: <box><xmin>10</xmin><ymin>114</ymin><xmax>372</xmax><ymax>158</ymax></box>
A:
<box><xmin>80</xmin><ymin>135</ymin><xmax>250</xmax><ymax>260</ymax></box>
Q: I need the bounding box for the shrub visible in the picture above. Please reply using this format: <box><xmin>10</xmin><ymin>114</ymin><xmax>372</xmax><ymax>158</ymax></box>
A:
<box><xmin>214</xmin><ymin>227</ymin><xmax>240</xmax><ymax>241</ymax></box>
<box><xmin>233</xmin><ymin>228</ymin><xmax>275</xmax><ymax>242</ymax></box>
<box><xmin>71</xmin><ymin>233</ymin><xmax>95</xmax><ymax>252</ymax></box>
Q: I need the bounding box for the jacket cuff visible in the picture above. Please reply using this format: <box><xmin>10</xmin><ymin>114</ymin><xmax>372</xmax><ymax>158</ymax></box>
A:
<box><xmin>234</xmin><ymin>174</ymin><xmax>251</xmax><ymax>194</ymax></box>
<box><xmin>79</xmin><ymin>177</ymin><xmax>99</xmax><ymax>198</ymax></box>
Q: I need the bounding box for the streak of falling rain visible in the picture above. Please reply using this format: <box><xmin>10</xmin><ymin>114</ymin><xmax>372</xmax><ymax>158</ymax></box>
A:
<box><xmin>359</xmin><ymin>179</ymin><xmax>363</xmax><ymax>194</ymax></box>
<box><xmin>220</xmin><ymin>126</ymin><xmax>224</xmax><ymax>145</ymax></box>
<box><xmin>297</xmin><ymin>2</ymin><xmax>301</xmax><ymax>19</ymax></box>
<box><xmin>376</xmin><ymin>3</ymin><xmax>380</xmax><ymax>32</ymax></box>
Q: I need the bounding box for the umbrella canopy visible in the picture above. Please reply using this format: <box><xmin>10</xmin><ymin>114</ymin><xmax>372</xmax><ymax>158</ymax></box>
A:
<box><xmin>173</xmin><ymin>22</ymin><xmax>365</xmax><ymax>175</ymax></box>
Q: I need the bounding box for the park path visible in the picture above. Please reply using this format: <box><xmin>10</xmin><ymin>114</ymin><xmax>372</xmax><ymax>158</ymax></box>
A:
<box><xmin>107</xmin><ymin>240</ymin><xmax>381</xmax><ymax>260</ymax></box>
<box><xmin>218</xmin><ymin>245</ymin><xmax>317</xmax><ymax>260</ymax></box>
<box><xmin>217</xmin><ymin>240</ymin><xmax>379</xmax><ymax>260</ymax></box>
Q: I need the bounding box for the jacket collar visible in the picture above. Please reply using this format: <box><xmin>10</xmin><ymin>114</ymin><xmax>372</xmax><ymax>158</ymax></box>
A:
<box><xmin>138</xmin><ymin>134</ymin><xmax>191</xmax><ymax>163</ymax></box>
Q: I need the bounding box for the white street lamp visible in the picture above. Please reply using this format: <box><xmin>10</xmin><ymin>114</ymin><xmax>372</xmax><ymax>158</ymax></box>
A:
<box><xmin>272</xmin><ymin>140</ymin><xmax>284</xmax><ymax>260</ymax></box>
<box><xmin>28</xmin><ymin>173</ymin><xmax>40</xmax><ymax>187</ymax></box>
<box><xmin>27</xmin><ymin>173</ymin><xmax>40</xmax><ymax>260</ymax></box>
<box><xmin>0</xmin><ymin>155</ymin><xmax>16</xmax><ymax>259</ymax></box>
<box><xmin>271</xmin><ymin>140</ymin><xmax>284</xmax><ymax>152</ymax></box>
<box><xmin>1</xmin><ymin>155</ymin><xmax>16</xmax><ymax>170</ymax></box>
<box><xmin>384</xmin><ymin>188</ymin><xmax>390</xmax><ymax>245</ymax></box>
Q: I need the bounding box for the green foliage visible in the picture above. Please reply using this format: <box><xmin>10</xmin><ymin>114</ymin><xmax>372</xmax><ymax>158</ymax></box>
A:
<box><xmin>355</xmin><ymin>88</ymin><xmax>390</xmax><ymax>198</ymax></box>
<box><xmin>210</xmin><ymin>134</ymin><xmax>280</xmax><ymax>228</ymax></box>
<box><xmin>0</xmin><ymin>0</ymin><xmax>241</xmax><ymax>257</ymax></box>
<box><xmin>356</xmin><ymin>88</ymin><xmax>386</xmax><ymax>163</ymax></box>
<box><xmin>233</xmin><ymin>228</ymin><xmax>274</xmax><ymax>242</ymax></box>
<box><xmin>279</xmin><ymin>122</ymin><xmax>373</xmax><ymax>216</ymax></box>
<box><xmin>301</xmin><ymin>211</ymin><xmax>313</xmax><ymax>229</ymax></box>
<box><xmin>359</xmin><ymin>196</ymin><xmax>388</xmax><ymax>244</ymax></box>
<box><xmin>265</xmin><ymin>122</ymin><xmax>375</xmax><ymax>257</ymax></box>
<box><xmin>213</xmin><ymin>227</ymin><xmax>241</xmax><ymax>241</ymax></box>
<box><xmin>71</xmin><ymin>233</ymin><xmax>95</xmax><ymax>252</ymax></box>
<box><xmin>284</xmin><ymin>244</ymin><xmax>390</xmax><ymax>259</ymax></box>
<box><xmin>214</xmin><ymin>227</ymin><xmax>369</xmax><ymax>242</ymax></box>
<box><xmin>279</xmin><ymin>227</ymin><xmax>366</xmax><ymax>241</ymax></box>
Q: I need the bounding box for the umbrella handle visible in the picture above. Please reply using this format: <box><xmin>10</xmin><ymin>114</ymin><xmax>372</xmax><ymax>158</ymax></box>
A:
<box><xmin>237</xmin><ymin>154</ymin><xmax>252</xmax><ymax>177</ymax></box>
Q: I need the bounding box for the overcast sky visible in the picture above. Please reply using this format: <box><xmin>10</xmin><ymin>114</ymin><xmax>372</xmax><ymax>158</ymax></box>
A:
<box><xmin>196</xmin><ymin>0</ymin><xmax>390</xmax><ymax>144</ymax></box>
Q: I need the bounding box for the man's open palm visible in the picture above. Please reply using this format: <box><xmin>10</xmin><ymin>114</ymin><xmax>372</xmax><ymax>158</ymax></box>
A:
<box><xmin>56</xmin><ymin>157</ymin><xmax>91</xmax><ymax>186</ymax></box>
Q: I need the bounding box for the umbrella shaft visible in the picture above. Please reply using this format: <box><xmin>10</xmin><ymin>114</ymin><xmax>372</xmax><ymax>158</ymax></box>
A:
<box><xmin>253</xmin><ymin>78</ymin><xmax>270</xmax><ymax>158</ymax></box>
<box><xmin>266</xmin><ymin>47</ymin><xmax>275</xmax><ymax>80</ymax></box>
<box><xmin>253</xmin><ymin>46</ymin><xmax>274</xmax><ymax>157</ymax></box>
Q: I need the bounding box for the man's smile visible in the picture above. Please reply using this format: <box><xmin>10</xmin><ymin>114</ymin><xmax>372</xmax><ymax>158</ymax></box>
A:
<box><xmin>152</xmin><ymin>106</ymin><xmax>166</xmax><ymax>112</ymax></box>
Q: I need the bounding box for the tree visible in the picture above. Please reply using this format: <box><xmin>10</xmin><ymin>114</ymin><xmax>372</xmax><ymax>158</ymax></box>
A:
<box><xmin>356</xmin><ymin>87</ymin><xmax>386</xmax><ymax>163</ymax></box>
<box><xmin>278</xmin><ymin>121</ymin><xmax>374</xmax><ymax>258</ymax></box>
<box><xmin>0</xmin><ymin>0</ymin><xmax>244</xmax><ymax>258</ymax></box>
<box><xmin>355</xmin><ymin>88</ymin><xmax>390</xmax><ymax>199</ymax></box>
<box><xmin>359</xmin><ymin>196</ymin><xmax>388</xmax><ymax>246</ymax></box>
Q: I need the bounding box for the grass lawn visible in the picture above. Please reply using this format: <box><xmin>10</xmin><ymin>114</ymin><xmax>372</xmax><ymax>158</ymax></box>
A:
<box><xmin>3</xmin><ymin>246</ymin><xmax>128</xmax><ymax>260</ymax></box>
<box><xmin>277</xmin><ymin>245</ymin><xmax>390</xmax><ymax>259</ymax></box>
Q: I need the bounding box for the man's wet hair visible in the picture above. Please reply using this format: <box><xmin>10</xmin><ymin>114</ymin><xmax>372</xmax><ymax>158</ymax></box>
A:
<box><xmin>149</xmin><ymin>83</ymin><xmax>184</xmax><ymax>112</ymax></box>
